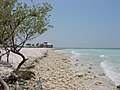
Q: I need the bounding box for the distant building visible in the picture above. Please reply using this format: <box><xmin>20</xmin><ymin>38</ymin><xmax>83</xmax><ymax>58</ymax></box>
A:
<box><xmin>25</xmin><ymin>43</ymin><xmax>32</xmax><ymax>48</ymax></box>
<box><xmin>43</xmin><ymin>41</ymin><xmax>53</xmax><ymax>48</ymax></box>
<box><xmin>25</xmin><ymin>41</ymin><xmax>53</xmax><ymax>48</ymax></box>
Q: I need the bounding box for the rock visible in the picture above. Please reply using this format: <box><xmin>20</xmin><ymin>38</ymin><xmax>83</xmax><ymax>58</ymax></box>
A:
<box><xmin>117</xmin><ymin>85</ymin><xmax>120</xmax><ymax>89</ymax></box>
<box><xmin>84</xmin><ymin>73</ymin><xmax>88</xmax><ymax>76</ymax></box>
<box><xmin>47</xmin><ymin>68</ymin><xmax>50</xmax><ymax>71</ymax></box>
<box><xmin>76</xmin><ymin>74</ymin><xmax>84</xmax><ymax>78</ymax></box>
<box><xmin>84</xmin><ymin>77</ymin><xmax>88</xmax><ymax>80</ymax></box>
<box><xmin>95</xmin><ymin>81</ymin><xmax>102</xmax><ymax>85</ymax></box>
<box><xmin>90</xmin><ymin>64</ymin><xmax>93</xmax><ymax>66</ymax></box>
<box><xmin>28</xmin><ymin>87</ymin><xmax>35</xmax><ymax>90</ymax></box>
<box><xmin>89</xmin><ymin>67</ymin><xmax>92</xmax><ymax>69</ymax></box>
<box><xmin>75</xmin><ymin>71</ymin><xmax>78</xmax><ymax>73</ymax></box>
<box><xmin>81</xmin><ymin>64</ymin><xmax>84</xmax><ymax>66</ymax></box>
<box><xmin>87</xmin><ymin>71</ymin><xmax>91</xmax><ymax>73</ymax></box>
<box><xmin>76</xmin><ymin>59</ymin><xmax>79</xmax><ymax>61</ymax></box>
<box><xmin>75</xmin><ymin>63</ymin><xmax>78</xmax><ymax>66</ymax></box>
<box><xmin>99</xmin><ymin>73</ymin><xmax>106</xmax><ymax>76</ymax></box>
<box><xmin>63</xmin><ymin>58</ymin><xmax>66</xmax><ymax>60</ymax></box>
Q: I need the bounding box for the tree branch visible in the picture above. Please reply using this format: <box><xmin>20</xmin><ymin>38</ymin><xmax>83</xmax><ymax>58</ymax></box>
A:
<box><xmin>0</xmin><ymin>77</ymin><xmax>9</xmax><ymax>90</ymax></box>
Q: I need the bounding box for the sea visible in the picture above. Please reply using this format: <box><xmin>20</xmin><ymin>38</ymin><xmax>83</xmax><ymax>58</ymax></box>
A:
<box><xmin>60</xmin><ymin>48</ymin><xmax>120</xmax><ymax>86</ymax></box>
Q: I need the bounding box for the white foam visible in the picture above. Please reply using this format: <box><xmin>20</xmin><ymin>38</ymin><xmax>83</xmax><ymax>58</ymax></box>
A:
<box><xmin>100</xmin><ymin>55</ymin><xmax>109</xmax><ymax>58</ymax></box>
<box><xmin>101</xmin><ymin>60</ymin><xmax>120</xmax><ymax>85</ymax></box>
<box><xmin>71</xmin><ymin>51</ymin><xmax>80</xmax><ymax>55</ymax></box>
<box><xmin>70</xmin><ymin>51</ymin><xmax>81</xmax><ymax>59</ymax></box>
<box><xmin>100</xmin><ymin>55</ymin><xmax>105</xmax><ymax>58</ymax></box>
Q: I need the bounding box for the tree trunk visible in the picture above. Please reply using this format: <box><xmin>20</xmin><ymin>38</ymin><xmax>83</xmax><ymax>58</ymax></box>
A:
<box><xmin>0</xmin><ymin>56</ymin><xmax>1</xmax><ymax>61</ymax></box>
<box><xmin>0</xmin><ymin>49</ymin><xmax>10</xmax><ymax>63</ymax></box>
<box><xmin>0</xmin><ymin>50</ymin><xmax>2</xmax><ymax>61</ymax></box>
<box><xmin>7</xmin><ymin>52</ymin><xmax>10</xmax><ymax>63</ymax></box>
<box><xmin>0</xmin><ymin>77</ymin><xmax>9</xmax><ymax>90</ymax></box>
<box><xmin>5</xmin><ymin>49</ymin><xmax>10</xmax><ymax>63</ymax></box>
<box><xmin>11</xmin><ymin>51</ymin><xmax>28</xmax><ymax>71</ymax></box>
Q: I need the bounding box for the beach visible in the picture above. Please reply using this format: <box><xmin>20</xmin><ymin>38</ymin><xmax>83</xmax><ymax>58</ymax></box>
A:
<box><xmin>0</xmin><ymin>48</ymin><xmax>118</xmax><ymax>90</ymax></box>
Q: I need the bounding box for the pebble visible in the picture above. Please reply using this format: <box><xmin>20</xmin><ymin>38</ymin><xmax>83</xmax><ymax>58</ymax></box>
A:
<box><xmin>81</xmin><ymin>64</ymin><xmax>84</xmax><ymax>66</ymax></box>
<box><xmin>87</xmin><ymin>71</ymin><xmax>91</xmax><ymax>73</ymax></box>
<box><xmin>89</xmin><ymin>67</ymin><xmax>92</xmax><ymax>69</ymax></box>
<box><xmin>3</xmin><ymin>49</ymin><xmax>116</xmax><ymax>90</ymax></box>
<box><xmin>76</xmin><ymin>59</ymin><xmax>79</xmax><ymax>61</ymax></box>
<box><xmin>76</xmin><ymin>74</ymin><xmax>84</xmax><ymax>78</ymax></box>
<box><xmin>95</xmin><ymin>81</ymin><xmax>102</xmax><ymax>85</ymax></box>
<box><xmin>63</xmin><ymin>58</ymin><xmax>66</xmax><ymax>60</ymax></box>
<box><xmin>75</xmin><ymin>63</ymin><xmax>78</xmax><ymax>66</ymax></box>
<box><xmin>117</xmin><ymin>85</ymin><xmax>120</xmax><ymax>89</ymax></box>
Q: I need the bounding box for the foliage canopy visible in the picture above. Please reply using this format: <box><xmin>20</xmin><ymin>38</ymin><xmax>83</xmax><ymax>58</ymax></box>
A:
<box><xmin>0</xmin><ymin>0</ymin><xmax>53</xmax><ymax>71</ymax></box>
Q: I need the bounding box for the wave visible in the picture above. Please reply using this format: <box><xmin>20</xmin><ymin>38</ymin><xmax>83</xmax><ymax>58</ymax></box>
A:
<box><xmin>101</xmin><ymin>60</ymin><xmax>120</xmax><ymax>85</ymax></box>
<box><xmin>62</xmin><ymin>49</ymin><xmax>120</xmax><ymax>86</ymax></box>
<box><xmin>70</xmin><ymin>51</ymin><xmax>81</xmax><ymax>59</ymax></box>
<box><xmin>71</xmin><ymin>51</ymin><xmax>80</xmax><ymax>55</ymax></box>
<box><xmin>99</xmin><ymin>55</ymin><xmax>109</xmax><ymax>58</ymax></box>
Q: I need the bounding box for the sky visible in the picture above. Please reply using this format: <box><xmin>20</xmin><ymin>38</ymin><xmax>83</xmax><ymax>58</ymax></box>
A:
<box><xmin>19</xmin><ymin>0</ymin><xmax>120</xmax><ymax>48</ymax></box>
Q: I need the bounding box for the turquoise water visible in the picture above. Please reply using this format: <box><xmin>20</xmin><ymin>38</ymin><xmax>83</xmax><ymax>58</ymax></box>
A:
<box><xmin>61</xmin><ymin>48</ymin><xmax>120</xmax><ymax>85</ymax></box>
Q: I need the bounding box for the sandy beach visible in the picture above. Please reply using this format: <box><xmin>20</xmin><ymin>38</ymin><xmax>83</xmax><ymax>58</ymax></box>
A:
<box><xmin>0</xmin><ymin>48</ymin><xmax>118</xmax><ymax>90</ymax></box>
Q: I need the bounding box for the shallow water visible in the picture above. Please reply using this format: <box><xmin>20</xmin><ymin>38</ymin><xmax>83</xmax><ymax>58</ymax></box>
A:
<box><xmin>61</xmin><ymin>48</ymin><xmax>120</xmax><ymax>85</ymax></box>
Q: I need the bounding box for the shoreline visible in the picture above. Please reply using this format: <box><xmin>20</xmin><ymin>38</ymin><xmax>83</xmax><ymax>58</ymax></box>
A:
<box><xmin>58</xmin><ymin>49</ymin><xmax>120</xmax><ymax>86</ymax></box>
<box><xmin>0</xmin><ymin>48</ymin><xmax>118</xmax><ymax>89</ymax></box>
<box><xmin>70</xmin><ymin>55</ymin><xmax>116</xmax><ymax>89</ymax></box>
<box><xmin>30</xmin><ymin>48</ymin><xmax>117</xmax><ymax>90</ymax></box>
<box><xmin>57</xmin><ymin>49</ymin><xmax>118</xmax><ymax>89</ymax></box>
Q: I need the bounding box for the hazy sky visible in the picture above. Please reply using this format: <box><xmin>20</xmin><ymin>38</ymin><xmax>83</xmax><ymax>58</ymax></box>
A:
<box><xmin>19</xmin><ymin>0</ymin><xmax>120</xmax><ymax>48</ymax></box>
